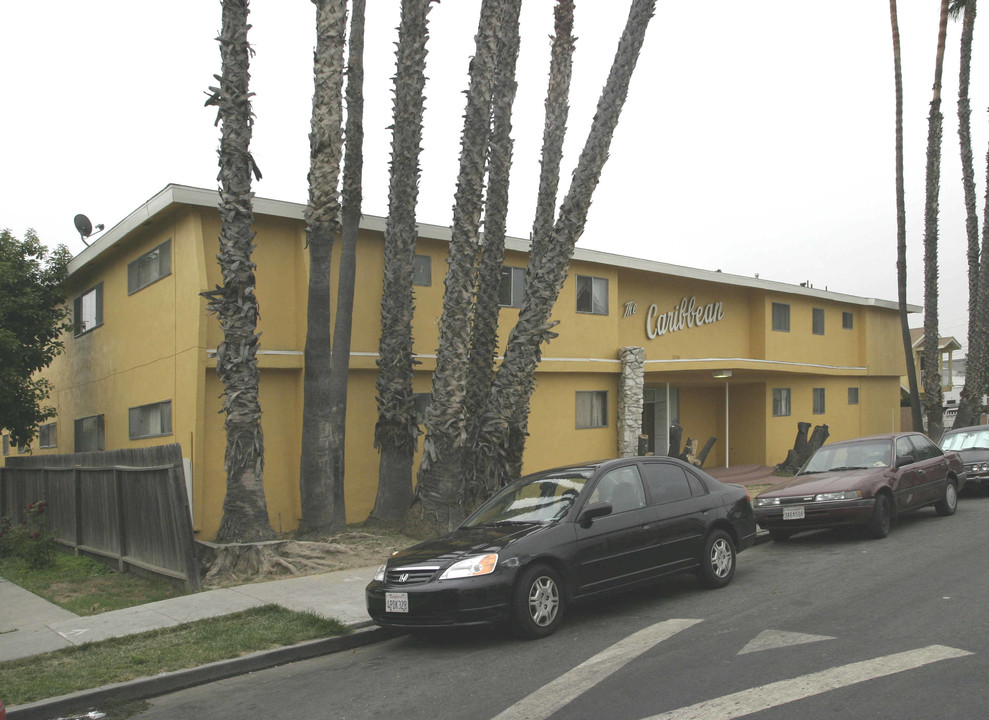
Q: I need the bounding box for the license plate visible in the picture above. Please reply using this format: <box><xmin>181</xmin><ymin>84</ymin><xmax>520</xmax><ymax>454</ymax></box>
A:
<box><xmin>385</xmin><ymin>592</ymin><xmax>409</xmax><ymax>613</ymax></box>
<box><xmin>783</xmin><ymin>506</ymin><xmax>805</xmax><ymax>520</ymax></box>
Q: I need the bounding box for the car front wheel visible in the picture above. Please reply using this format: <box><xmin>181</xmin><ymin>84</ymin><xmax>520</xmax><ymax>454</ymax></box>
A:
<box><xmin>512</xmin><ymin>564</ymin><xmax>565</xmax><ymax>639</ymax></box>
<box><xmin>866</xmin><ymin>493</ymin><xmax>892</xmax><ymax>539</ymax></box>
<box><xmin>934</xmin><ymin>480</ymin><xmax>958</xmax><ymax>516</ymax></box>
<box><xmin>698</xmin><ymin>529</ymin><xmax>736</xmax><ymax>588</ymax></box>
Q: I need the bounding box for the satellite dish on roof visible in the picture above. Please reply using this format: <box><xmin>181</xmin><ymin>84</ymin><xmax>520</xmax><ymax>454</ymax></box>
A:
<box><xmin>73</xmin><ymin>214</ymin><xmax>104</xmax><ymax>247</ymax></box>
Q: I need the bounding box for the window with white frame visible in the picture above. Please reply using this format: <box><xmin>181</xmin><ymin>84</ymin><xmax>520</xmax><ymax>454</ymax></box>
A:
<box><xmin>772</xmin><ymin>388</ymin><xmax>791</xmax><ymax>417</ymax></box>
<box><xmin>576</xmin><ymin>275</ymin><xmax>608</xmax><ymax>315</ymax></box>
<box><xmin>413</xmin><ymin>254</ymin><xmax>431</xmax><ymax>286</ymax></box>
<box><xmin>812</xmin><ymin>308</ymin><xmax>825</xmax><ymax>335</ymax></box>
<box><xmin>772</xmin><ymin>302</ymin><xmax>790</xmax><ymax>332</ymax></box>
<box><xmin>842</xmin><ymin>311</ymin><xmax>854</xmax><ymax>329</ymax></box>
<box><xmin>813</xmin><ymin>388</ymin><xmax>826</xmax><ymax>414</ymax></box>
<box><xmin>74</xmin><ymin>414</ymin><xmax>105</xmax><ymax>452</ymax></box>
<box><xmin>129</xmin><ymin>401</ymin><xmax>172</xmax><ymax>439</ymax></box>
<box><xmin>127</xmin><ymin>239</ymin><xmax>171</xmax><ymax>294</ymax></box>
<box><xmin>39</xmin><ymin>422</ymin><xmax>57</xmax><ymax>449</ymax></box>
<box><xmin>576</xmin><ymin>390</ymin><xmax>608</xmax><ymax>428</ymax></box>
<box><xmin>74</xmin><ymin>283</ymin><xmax>103</xmax><ymax>336</ymax></box>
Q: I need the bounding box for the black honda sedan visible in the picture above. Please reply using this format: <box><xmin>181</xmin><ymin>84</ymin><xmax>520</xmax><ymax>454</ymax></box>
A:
<box><xmin>366</xmin><ymin>457</ymin><xmax>756</xmax><ymax>638</ymax></box>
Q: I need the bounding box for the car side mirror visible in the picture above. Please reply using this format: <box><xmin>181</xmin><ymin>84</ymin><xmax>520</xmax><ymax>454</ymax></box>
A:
<box><xmin>895</xmin><ymin>453</ymin><xmax>914</xmax><ymax>468</ymax></box>
<box><xmin>579</xmin><ymin>501</ymin><xmax>612</xmax><ymax>527</ymax></box>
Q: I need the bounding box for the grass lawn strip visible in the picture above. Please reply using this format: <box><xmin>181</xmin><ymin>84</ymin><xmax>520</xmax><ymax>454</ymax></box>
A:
<box><xmin>0</xmin><ymin>604</ymin><xmax>348</xmax><ymax>705</ymax></box>
<box><xmin>0</xmin><ymin>553</ymin><xmax>185</xmax><ymax>615</ymax></box>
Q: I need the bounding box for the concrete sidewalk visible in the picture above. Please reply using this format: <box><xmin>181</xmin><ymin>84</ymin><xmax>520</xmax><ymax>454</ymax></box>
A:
<box><xmin>0</xmin><ymin>565</ymin><xmax>378</xmax><ymax>664</ymax></box>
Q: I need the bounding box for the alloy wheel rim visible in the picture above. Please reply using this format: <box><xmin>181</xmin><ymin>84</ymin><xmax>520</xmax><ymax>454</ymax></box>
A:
<box><xmin>528</xmin><ymin>576</ymin><xmax>559</xmax><ymax>626</ymax></box>
<box><xmin>711</xmin><ymin>538</ymin><xmax>732</xmax><ymax>577</ymax></box>
<box><xmin>946</xmin><ymin>484</ymin><xmax>957</xmax><ymax>509</ymax></box>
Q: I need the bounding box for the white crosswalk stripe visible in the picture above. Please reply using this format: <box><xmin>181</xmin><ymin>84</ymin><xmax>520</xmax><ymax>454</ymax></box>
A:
<box><xmin>490</xmin><ymin>618</ymin><xmax>703</xmax><ymax>720</ymax></box>
<box><xmin>644</xmin><ymin>644</ymin><xmax>972</xmax><ymax>720</ymax></box>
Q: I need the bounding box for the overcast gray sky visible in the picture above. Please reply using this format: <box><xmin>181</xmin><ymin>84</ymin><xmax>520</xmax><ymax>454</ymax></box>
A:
<box><xmin>1</xmin><ymin>1</ymin><xmax>985</xmax><ymax>352</ymax></box>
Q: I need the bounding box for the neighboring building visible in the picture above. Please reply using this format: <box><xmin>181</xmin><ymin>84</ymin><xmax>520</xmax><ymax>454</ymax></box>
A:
<box><xmin>907</xmin><ymin>328</ymin><xmax>961</xmax><ymax>393</ymax></box>
<box><xmin>2</xmin><ymin>184</ymin><xmax>915</xmax><ymax>540</ymax></box>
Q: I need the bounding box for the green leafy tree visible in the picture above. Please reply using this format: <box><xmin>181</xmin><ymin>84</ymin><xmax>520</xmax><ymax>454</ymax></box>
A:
<box><xmin>0</xmin><ymin>229</ymin><xmax>71</xmax><ymax>447</ymax></box>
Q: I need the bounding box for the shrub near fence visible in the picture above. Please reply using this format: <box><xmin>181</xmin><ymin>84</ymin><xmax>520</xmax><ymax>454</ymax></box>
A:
<box><xmin>0</xmin><ymin>444</ymin><xmax>201</xmax><ymax>591</ymax></box>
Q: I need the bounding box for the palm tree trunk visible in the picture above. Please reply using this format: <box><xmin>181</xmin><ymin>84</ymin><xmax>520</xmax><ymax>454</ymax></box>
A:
<box><xmin>951</xmin><ymin>0</ymin><xmax>984</xmax><ymax>429</ymax></box>
<box><xmin>299</xmin><ymin>0</ymin><xmax>347</xmax><ymax>534</ymax></box>
<box><xmin>890</xmin><ymin>0</ymin><xmax>924</xmax><ymax>432</ymax></box>
<box><xmin>921</xmin><ymin>0</ymin><xmax>951</xmax><ymax>440</ymax></box>
<box><xmin>411</xmin><ymin>0</ymin><xmax>505</xmax><ymax>535</ymax></box>
<box><xmin>326</xmin><ymin>0</ymin><xmax>366</xmax><ymax>528</ymax></box>
<box><xmin>476</xmin><ymin>0</ymin><xmax>656</xmax><ymax>496</ymax></box>
<box><xmin>371</xmin><ymin>0</ymin><xmax>432</xmax><ymax>524</ymax></box>
<box><xmin>203</xmin><ymin>0</ymin><xmax>275</xmax><ymax>543</ymax></box>
<box><xmin>463</xmin><ymin>0</ymin><xmax>523</xmax><ymax>505</ymax></box>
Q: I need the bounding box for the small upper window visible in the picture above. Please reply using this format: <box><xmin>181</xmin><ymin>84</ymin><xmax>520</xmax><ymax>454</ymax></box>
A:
<box><xmin>812</xmin><ymin>308</ymin><xmax>825</xmax><ymax>335</ymax></box>
<box><xmin>577</xmin><ymin>275</ymin><xmax>608</xmax><ymax>315</ymax></box>
<box><xmin>848</xmin><ymin>387</ymin><xmax>859</xmax><ymax>405</ymax></box>
<box><xmin>39</xmin><ymin>422</ymin><xmax>57</xmax><ymax>449</ymax></box>
<box><xmin>772</xmin><ymin>302</ymin><xmax>790</xmax><ymax>332</ymax></box>
<box><xmin>499</xmin><ymin>266</ymin><xmax>525</xmax><ymax>308</ymax></box>
<box><xmin>1</xmin><ymin>435</ymin><xmax>7</xmax><ymax>455</ymax></box>
<box><xmin>842</xmin><ymin>311</ymin><xmax>854</xmax><ymax>329</ymax></box>
<box><xmin>413</xmin><ymin>392</ymin><xmax>430</xmax><ymax>424</ymax></box>
<box><xmin>129</xmin><ymin>401</ymin><xmax>172</xmax><ymax>440</ymax></box>
<box><xmin>413</xmin><ymin>254</ymin><xmax>431</xmax><ymax>287</ymax></box>
<box><xmin>813</xmin><ymin>388</ymin><xmax>826</xmax><ymax>415</ymax></box>
<box><xmin>74</xmin><ymin>283</ymin><xmax>104</xmax><ymax>336</ymax></box>
<box><xmin>128</xmin><ymin>239</ymin><xmax>172</xmax><ymax>294</ymax></box>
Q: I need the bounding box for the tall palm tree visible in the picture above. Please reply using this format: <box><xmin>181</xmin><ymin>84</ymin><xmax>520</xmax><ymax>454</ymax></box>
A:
<box><xmin>299</xmin><ymin>0</ymin><xmax>348</xmax><ymax>534</ymax></box>
<box><xmin>890</xmin><ymin>0</ymin><xmax>923</xmax><ymax>432</ymax></box>
<box><xmin>950</xmin><ymin>0</ymin><xmax>986</xmax><ymax>429</ymax></box>
<box><xmin>411</xmin><ymin>0</ymin><xmax>506</xmax><ymax>534</ymax></box>
<box><xmin>203</xmin><ymin>0</ymin><xmax>275</xmax><ymax>542</ymax></box>
<box><xmin>476</xmin><ymin>0</ymin><xmax>657</xmax><ymax>496</ymax></box>
<box><xmin>921</xmin><ymin>0</ymin><xmax>952</xmax><ymax>440</ymax></box>
<box><xmin>466</xmin><ymin>0</ymin><xmax>575</xmax><ymax>506</ymax></box>
<box><xmin>371</xmin><ymin>0</ymin><xmax>433</xmax><ymax>524</ymax></box>
<box><xmin>326</xmin><ymin>0</ymin><xmax>366</xmax><ymax>526</ymax></box>
<box><xmin>463</xmin><ymin>0</ymin><xmax>523</xmax><ymax>502</ymax></box>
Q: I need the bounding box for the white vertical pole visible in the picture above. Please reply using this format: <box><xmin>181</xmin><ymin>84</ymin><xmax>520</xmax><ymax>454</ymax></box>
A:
<box><xmin>724</xmin><ymin>381</ymin><xmax>730</xmax><ymax>467</ymax></box>
<box><xmin>665</xmin><ymin>382</ymin><xmax>670</xmax><ymax>456</ymax></box>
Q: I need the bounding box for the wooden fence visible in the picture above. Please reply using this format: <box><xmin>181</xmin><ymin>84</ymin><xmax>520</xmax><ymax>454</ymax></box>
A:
<box><xmin>0</xmin><ymin>444</ymin><xmax>201</xmax><ymax>591</ymax></box>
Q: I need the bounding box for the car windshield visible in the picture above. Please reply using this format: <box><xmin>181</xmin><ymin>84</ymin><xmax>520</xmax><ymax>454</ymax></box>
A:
<box><xmin>941</xmin><ymin>428</ymin><xmax>989</xmax><ymax>452</ymax></box>
<box><xmin>800</xmin><ymin>439</ymin><xmax>891</xmax><ymax>474</ymax></box>
<box><xmin>462</xmin><ymin>470</ymin><xmax>593</xmax><ymax>527</ymax></box>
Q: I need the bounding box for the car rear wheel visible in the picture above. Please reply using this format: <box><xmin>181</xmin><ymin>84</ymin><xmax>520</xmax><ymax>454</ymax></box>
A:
<box><xmin>698</xmin><ymin>529</ymin><xmax>736</xmax><ymax>588</ymax></box>
<box><xmin>512</xmin><ymin>564</ymin><xmax>564</xmax><ymax>639</ymax></box>
<box><xmin>866</xmin><ymin>493</ymin><xmax>892</xmax><ymax>539</ymax></box>
<box><xmin>934</xmin><ymin>480</ymin><xmax>958</xmax><ymax>516</ymax></box>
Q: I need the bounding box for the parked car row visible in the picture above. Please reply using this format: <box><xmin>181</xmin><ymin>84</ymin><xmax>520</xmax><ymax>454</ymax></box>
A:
<box><xmin>366</xmin><ymin>429</ymin><xmax>973</xmax><ymax>640</ymax></box>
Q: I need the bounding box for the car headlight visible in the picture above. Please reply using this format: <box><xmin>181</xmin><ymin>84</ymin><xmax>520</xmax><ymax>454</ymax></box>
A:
<box><xmin>373</xmin><ymin>564</ymin><xmax>386</xmax><ymax>582</ymax></box>
<box><xmin>754</xmin><ymin>497</ymin><xmax>779</xmax><ymax>507</ymax></box>
<box><xmin>814</xmin><ymin>490</ymin><xmax>862</xmax><ymax>502</ymax></box>
<box><xmin>968</xmin><ymin>463</ymin><xmax>989</xmax><ymax>473</ymax></box>
<box><xmin>438</xmin><ymin>553</ymin><xmax>498</xmax><ymax>580</ymax></box>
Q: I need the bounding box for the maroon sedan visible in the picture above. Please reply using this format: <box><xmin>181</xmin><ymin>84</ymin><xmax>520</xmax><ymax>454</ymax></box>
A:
<box><xmin>754</xmin><ymin>432</ymin><xmax>964</xmax><ymax>541</ymax></box>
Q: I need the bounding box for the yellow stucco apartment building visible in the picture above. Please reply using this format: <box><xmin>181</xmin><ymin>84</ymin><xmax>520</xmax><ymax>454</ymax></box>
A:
<box><xmin>2</xmin><ymin>185</ymin><xmax>915</xmax><ymax>540</ymax></box>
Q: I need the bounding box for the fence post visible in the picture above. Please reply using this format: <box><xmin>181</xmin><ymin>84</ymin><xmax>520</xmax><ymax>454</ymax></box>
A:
<box><xmin>168</xmin><ymin>465</ymin><xmax>202</xmax><ymax>591</ymax></box>
<box><xmin>114</xmin><ymin>468</ymin><xmax>127</xmax><ymax>573</ymax></box>
<box><xmin>73</xmin><ymin>468</ymin><xmax>83</xmax><ymax>550</ymax></box>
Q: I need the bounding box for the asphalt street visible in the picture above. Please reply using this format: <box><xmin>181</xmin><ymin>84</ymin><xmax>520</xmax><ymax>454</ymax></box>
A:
<box><xmin>134</xmin><ymin>493</ymin><xmax>989</xmax><ymax>720</ymax></box>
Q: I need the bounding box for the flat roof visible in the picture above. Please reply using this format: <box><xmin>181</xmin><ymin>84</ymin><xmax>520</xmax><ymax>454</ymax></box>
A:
<box><xmin>69</xmin><ymin>183</ymin><xmax>919</xmax><ymax>314</ymax></box>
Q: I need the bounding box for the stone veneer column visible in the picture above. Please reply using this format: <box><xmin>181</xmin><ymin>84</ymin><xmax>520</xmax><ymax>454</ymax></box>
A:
<box><xmin>617</xmin><ymin>346</ymin><xmax>645</xmax><ymax>457</ymax></box>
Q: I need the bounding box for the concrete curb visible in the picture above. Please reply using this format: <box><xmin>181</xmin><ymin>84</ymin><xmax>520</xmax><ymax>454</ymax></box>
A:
<box><xmin>7</xmin><ymin>624</ymin><xmax>399</xmax><ymax>720</ymax></box>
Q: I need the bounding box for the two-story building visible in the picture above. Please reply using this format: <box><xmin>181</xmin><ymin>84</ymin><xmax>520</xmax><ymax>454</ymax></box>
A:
<box><xmin>2</xmin><ymin>184</ymin><xmax>915</xmax><ymax>540</ymax></box>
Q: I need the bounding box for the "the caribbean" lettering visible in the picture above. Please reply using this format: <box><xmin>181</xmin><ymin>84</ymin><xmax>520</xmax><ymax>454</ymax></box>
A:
<box><xmin>645</xmin><ymin>296</ymin><xmax>724</xmax><ymax>339</ymax></box>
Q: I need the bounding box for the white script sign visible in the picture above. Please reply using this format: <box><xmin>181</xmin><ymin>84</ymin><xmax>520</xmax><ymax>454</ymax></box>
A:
<box><xmin>646</xmin><ymin>296</ymin><xmax>724</xmax><ymax>339</ymax></box>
